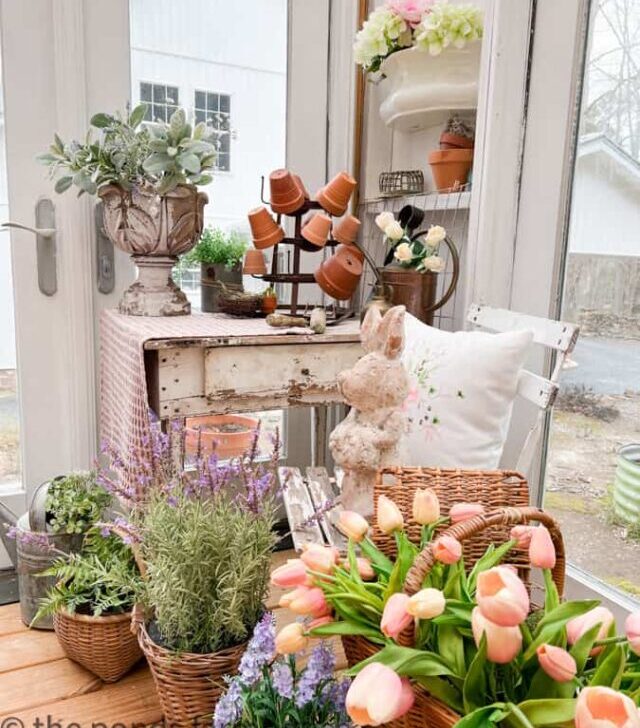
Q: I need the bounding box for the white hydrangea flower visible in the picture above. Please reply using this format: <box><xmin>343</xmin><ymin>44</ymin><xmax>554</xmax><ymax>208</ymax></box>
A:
<box><xmin>415</xmin><ymin>3</ymin><xmax>483</xmax><ymax>56</ymax></box>
<box><xmin>353</xmin><ymin>8</ymin><xmax>411</xmax><ymax>70</ymax></box>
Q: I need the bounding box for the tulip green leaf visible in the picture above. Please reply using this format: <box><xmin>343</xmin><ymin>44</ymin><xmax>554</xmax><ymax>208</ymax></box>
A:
<box><xmin>360</xmin><ymin>537</ymin><xmax>393</xmax><ymax>577</ymax></box>
<box><xmin>348</xmin><ymin>539</ymin><xmax>363</xmax><ymax>586</ymax></box>
<box><xmin>308</xmin><ymin>620</ymin><xmax>383</xmax><ymax>643</ymax></box>
<box><xmin>569</xmin><ymin>622</ymin><xmax>602</xmax><ymax>672</ymax></box>
<box><xmin>463</xmin><ymin>634</ymin><xmax>488</xmax><ymax>714</ymax></box>
<box><xmin>345</xmin><ymin>643</ymin><xmax>456</xmax><ymax>678</ymax></box>
<box><xmin>590</xmin><ymin>643</ymin><xmax>626</xmax><ymax>689</ymax></box>
<box><xmin>438</xmin><ymin>624</ymin><xmax>466</xmax><ymax>676</ymax></box>
<box><xmin>543</xmin><ymin>568</ymin><xmax>560</xmax><ymax>612</ymax></box>
<box><xmin>454</xmin><ymin>704</ymin><xmax>511</xmax><ymax>728</ymax></box>
<box><xmin>415</xmin><ymin>676</ymin><xmax>463</xmax><ymax>713</ymax></box>
<box><xmin>516</xmin><ymin>698</ymin><xmax>576</xmax><ymax>726</ymax></box>
<box><xmin>536</xmin><ymin>600</ymin><xmax>599</xmax><ymax>634</ymax></box>
<box><xmin>467</xmin><ymin>540</ymin><xmax>516</xmax><ymax>594</ymax></box>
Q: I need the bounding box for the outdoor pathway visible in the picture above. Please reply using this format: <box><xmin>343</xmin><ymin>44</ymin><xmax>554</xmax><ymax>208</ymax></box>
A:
<box><xmin>0</xmin><ymin>550</ymin><xmax>346</xmax><ymax>727</ymax></box>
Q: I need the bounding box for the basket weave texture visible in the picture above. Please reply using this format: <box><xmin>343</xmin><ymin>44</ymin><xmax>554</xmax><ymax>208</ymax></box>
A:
<box><xmin>133</xmin><ymin>607</ymin><xmax>246</xmax><ymax>727</ymax></box>
<box><xmin>53</xmin><ymin>609</ymin><xmax>142</xmax><ymax>683</ymax></box>
<box><xmin>343</xmin><ymin>466</ymin><xmax>566</xmax><ymax>728</ymax></box>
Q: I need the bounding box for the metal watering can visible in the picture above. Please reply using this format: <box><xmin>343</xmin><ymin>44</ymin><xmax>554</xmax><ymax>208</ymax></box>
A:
<box><xmin>0</xmin><ymin>477</ymin><xmax>84</xmax><ymax>629</ymax></box>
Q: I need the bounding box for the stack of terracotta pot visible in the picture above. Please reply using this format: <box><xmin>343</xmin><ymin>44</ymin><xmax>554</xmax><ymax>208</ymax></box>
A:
<box><xmin>244</xmin><ymin>169</ymin><xmax>365</xmax><ymax>302</ymax></box>
<box><xmin>428</xmin><ymin>127</ymin><xmax>474</xmax><ymax>193</ymax></box>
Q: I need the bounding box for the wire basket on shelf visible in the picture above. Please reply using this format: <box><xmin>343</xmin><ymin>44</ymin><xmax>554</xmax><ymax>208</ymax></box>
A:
<box><xmin>379</xmin><ymin>170</ymin><xmax>424</xmax><ymax>197</ymax></box>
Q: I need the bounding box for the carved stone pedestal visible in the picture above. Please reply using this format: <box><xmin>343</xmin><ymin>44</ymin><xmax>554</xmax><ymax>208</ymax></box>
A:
<box><xmin>119</xmin><ymin>255</ymin><xmax>190</xmax><ymax>317</ymax></box>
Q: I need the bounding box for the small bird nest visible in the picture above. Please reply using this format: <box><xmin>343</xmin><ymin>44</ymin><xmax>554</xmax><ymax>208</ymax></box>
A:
<box><xmin>217</xmin><ymin>286</ymin><xmax>263</xmax><ymax>317</ymax></box>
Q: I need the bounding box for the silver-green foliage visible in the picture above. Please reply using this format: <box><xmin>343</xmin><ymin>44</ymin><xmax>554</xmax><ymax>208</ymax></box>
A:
<box><xmin>45</xmin><ymin>471</ymin><xmax>112</xmax><ymax>535</ymax></box>
<box><xmin>39</xmin><ymin>104</ymin><xmax>225</xmax><ymax>197</ymax></box>
<box><xmin>140</xmin><ymin>490</ymin><xmax>277</xmax><ymax>654</ymax></box>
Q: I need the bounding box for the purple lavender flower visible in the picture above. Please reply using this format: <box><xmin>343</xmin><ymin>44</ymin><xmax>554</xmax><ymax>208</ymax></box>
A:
<box><xmin>213</xmin><ymin>678</ymin><xmax>242</xmax><ymax>728</ymax></box>
<box><xmin>295</xmin><ymin>641</ymin><xmax>336</xmax><ymax>707</ymax></box>
<box><xmin>238</xmin><ymin>613</ymin><xmax>275</xmax><ymax>686</ymax></box>
<box><xmin>272</xmin><ymin>660</ymin><xmax>294</xmax><ymax>699</ymax></box>
<box><xmin>5</xmin><ymin>526</ymin><xmax>55</xmax><ymax>553</ymax></box>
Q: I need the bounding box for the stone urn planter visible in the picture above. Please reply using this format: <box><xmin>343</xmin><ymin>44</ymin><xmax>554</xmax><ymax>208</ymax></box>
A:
<box><xmin>99</xmin><ymin>183</ymin><xmax>208</xmax><ymax>316</ymax></box>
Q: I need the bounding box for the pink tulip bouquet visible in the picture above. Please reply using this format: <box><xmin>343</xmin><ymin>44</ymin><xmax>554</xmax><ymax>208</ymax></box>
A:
<box><xmin>271</xmin><ymin>491</ymin><xmax>640</xmax><ymax>727</ymax></box>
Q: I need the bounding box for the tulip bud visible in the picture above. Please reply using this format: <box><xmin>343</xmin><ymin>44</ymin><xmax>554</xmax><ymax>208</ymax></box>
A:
<box><xmin>337</xmin><ymin>510</ymin><xmax>369</xmax><ymax>542</ymax></box>
<box><xmin>346</xmin><ymin>663</ymin><xmax>415</xmax><ymax>726</ymax></box>
<box><xmin>275</xmin><ymin>622</ymin><xmax>308</xmax><ymax>655</ymax></box>
<box><xmin>625</xmin><ymin>612</ymin><xmax>640</xmax><ymax>656</ymax></box>
<box><xmin>300</xmin><ymin>544</ymin><xmax>340</xmax><ymax>574</ymax></box>
<box><xmin>529</xmin><ymin>526</ymin><xmax>556</xmax><ymax>569</ymax></box>
<box><xmin>432</xmin><ymin>535</ymin><xmax>462</xmax><ymax>565</ymax></box>
<box><xmin>343</xmin><ymin>557</ymin><xmax>375</xmax><ymax>581</ymax></box>
<box><xmin>536</xmin><ymin>644</ymin><xmax>577</xmax><ymax>683</ymax></box>
<box><xmin>476</xmin><ymin>566</ymin><xmax>530</xmax><ymax>627</ymax></box>
<box><xmin>407</xmin><ymin>588</ymin><xmax>446</xmax><ymax>619</ymax></box>
<box><xmin>510</xmin><ymin>525</ymin><xmax>535</xmax><ymax>549</ymax></box>
<box><xmin>375</xmin><ymin>211</ymin><xmax>395</xmax><ymax>233</ymax></box>
<box><xmin>279</xmin><ymin>586</ymin><xmax>309</xmax><ymax>609</ymax></box>
<box><xmin>308</xmin><ymin>614</ymin><xmax>334</xmax><ymax>630</ymax></box>
<box><xmin>575</xmin><ymin>687</ymin><xmax>640</xmax><ymax>728</ymax></box>
<box><xmin>412</xmin><ymin>489</ymin><xmax>440</xmax><ymax>525</ymax></box>
<box><xmin>381</xmin><ymin>593</ymin><xmax>413</xmax><ymax>641</ymax></box>
<box><xmin>271</xmin><ymin>559</ymin><xmax>310</xmax><ymax>588</ymax></box>
<box><xmin>450</xmin><ymin>502</ymin><xmax>485</xmax><ymax>524</ymax></box>
<box><xmin>567</xmin><ymin>606</ymin><xmax>615</xmax><ymax>656</ymax></box>
<box><xmin>471</xmin><ymin>607</ymin><xmax>522</xmax><ymax>664</ymax></box>
<box><xmin>289</xmin><ymin>586</ymin><xmax>331</xmax><ymax>618</ymax></box>
<box><xmin>377</xmin><ymin>495</ymin><xmax>404</xmax><ymax>534</ymax></box>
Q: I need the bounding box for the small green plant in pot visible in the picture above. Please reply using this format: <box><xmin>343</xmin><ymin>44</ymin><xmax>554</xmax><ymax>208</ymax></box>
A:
<box><xmin>33</xmin><ymin>530</ymin><xmax>143</xmax><ymax>682</ymax></box>
<box><xmin>182</xmin><ymin>227</ymin><xmax>248</xmax><ymax>312</ymax></box>
<box><xmin>101</xmin><ymin>423</ymin><xmax>281</xmax><ymax>725</ymax></box>
<box><xmin>39</xmin><ymin>104</ymin><xmax>227</xmax><ymax>317</ymax></box>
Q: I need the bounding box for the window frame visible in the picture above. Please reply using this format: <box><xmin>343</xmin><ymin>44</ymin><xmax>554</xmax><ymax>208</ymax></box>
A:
<box><xmin>139</xmin><ymin>80</ymin><xmax>180</xmax><ymax>123</ymax></box>
<box><xmin>193</xmin><ymin>88</ymin><xmax>232</xmax><ymax>173</ymax></box>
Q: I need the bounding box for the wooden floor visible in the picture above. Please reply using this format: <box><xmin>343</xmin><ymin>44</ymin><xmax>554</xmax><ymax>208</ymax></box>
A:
<box><xmin>0</xmin><ymin>550</ymin><xmax>346</xmax><ymax>726</ymax></box>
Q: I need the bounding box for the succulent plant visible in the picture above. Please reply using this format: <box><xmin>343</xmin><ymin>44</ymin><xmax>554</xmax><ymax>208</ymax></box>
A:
<box><xmin>39</xmin><ymin>104</ymin><xmax>227</xmax><ymax>196</ymax></box>
<box><xmin>444</xmin><ymin>114</ymin><xmax>475</xmax><ymax>140</ymax></box>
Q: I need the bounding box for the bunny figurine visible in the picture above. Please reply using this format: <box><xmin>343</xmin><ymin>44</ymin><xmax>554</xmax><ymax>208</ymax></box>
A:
<box><xmin>330</xmin><ymin>305</ymin><xmax>409</xmax><ymax>516</ymax></box>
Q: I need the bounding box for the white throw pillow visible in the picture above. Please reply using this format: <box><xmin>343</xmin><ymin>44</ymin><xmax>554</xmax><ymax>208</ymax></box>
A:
<box><xmin>402</xmin><ymin>314</ymin><xmax>533</xmax><ymax>469</ymax></box>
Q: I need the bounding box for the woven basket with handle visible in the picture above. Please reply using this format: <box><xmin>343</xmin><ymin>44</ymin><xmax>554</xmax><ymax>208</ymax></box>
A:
<box><xmin>132</xmin><ymin>605</ymin><xmax>246</xmax><ymax>727</ymax></box>
<box><xmin>343</xmin><ymin>469</ymin><xmax>566</xmax><ymax>728</ymax></box>
<box><xmin>53</xmin><ymin>608</ymin><xmax>142</xmax><ymax>682</ymax></box>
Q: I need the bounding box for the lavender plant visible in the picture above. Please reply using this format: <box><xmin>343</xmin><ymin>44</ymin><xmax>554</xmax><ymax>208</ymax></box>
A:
<box><xmin>99</xmin><ymin>421</ymin><xmax>281</xmax><ymax>654</ymax></box>
<box><xmin>214</xmin><ymin>613</ymin><xmax>352</xmax><ymax>728</ymax></box>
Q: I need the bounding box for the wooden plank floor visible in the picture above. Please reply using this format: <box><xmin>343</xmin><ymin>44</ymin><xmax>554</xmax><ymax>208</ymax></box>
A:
<box><xmin>0</xmin><ymin>550</ymin><xmax>346</xmax><ymax>726</ymax></box>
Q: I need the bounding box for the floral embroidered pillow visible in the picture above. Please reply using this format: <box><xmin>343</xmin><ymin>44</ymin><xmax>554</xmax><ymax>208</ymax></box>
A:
<box><xmin>402</xmin><ymin>314</ymin><xmax>534</xmax><ymax>469</ymax></box>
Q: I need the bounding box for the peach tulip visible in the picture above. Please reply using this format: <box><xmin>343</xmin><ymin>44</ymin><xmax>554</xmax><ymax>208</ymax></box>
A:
<box><xmin>377</xmin><ymin>495</ymin><xmax>404</xmax><ymax>534</ymax></box>
<box><xmin>381</xmin><ymin>593</ymin><xmax>413</xmax><ymax>641</ymax></box>
<box><xmin>432</xmin><ymin>535</ymin><xmax>462</xmax><ymax>565</ymax></box>
<box><xmin>567</xmin><ymin>606</ymin><xmax>615</xmax><ymax>655</ymax></box>
<box><xmin>510</xmin><ymin>525</ymin><xmax>535</xmax><ymax>549</ymax></box>
<box><xmin>279</xmin><ymin>586</ymin><xmax>309</xmax><ymax>609</ymax></box>
<box><xmin>529</xmin><ymin>525</ymin><xmax>556</xmax><ymax>569</ymax></box>
<box><xmin>338</xmin><ymin>510</ymin><xmax>369</xmax><ymax>542</ymax></box>
<box><xmin>289</xmin><ymin>586</ymin><xmax>331</xmax><ymax>618</ymax></box>
<box><xmin>300</xmin><ymin>544</ymin><xmax>340</xmax><ymax>574</ymax></box>
<box><xmin>476</xmin><ymin>565</ymin><xmax>530</xmax><ymax>627</ymax></box>
<box><xmin>275</xmin><ymin>622</ymin><xmax>308</xmax><ymax>654</ymax></box>
<box><xmin>536</xmin><ymin>644</ymin><xmax>577</xmax><ymax>683</ymax></box>
<box><xmin>450</xmin><ymin>502</ymin><xmax>485</xmax><ymax>524</ymax></box>
<box><xmin>412</xmin><ymin>489</ymin><xmax>440</xmax><ymax>525</ymax></box>
<box><xmin>575</xmin><ymin>686</ymin><xmax>640</xmax><ymax>728</ymax></box>
<box><xmin>308</xmin><ymin>614</ymin><xmax>334</xmax><ymax>630</ymax></box>
<box><xmin>625</xmin><ymin>612</ymin><xmax>640</xmax><ymax>656</ymax></box>
<box><xmin>346</xmin><ymin>663</ymin><xmax>415</xmax><ymax>726</ymax></box>
<box><xmin>471</xmin><ymin>607</ymin><xmax>522</xmax><ymax>664</ymax></box>
<box><xmin>407</xmin><ymin>588</ymin><xmax>446</xmax><ymax>619</ymax></box>
<box><xmin>343</xmin><ymin>557</ymin><xmax>376</xmax><ymax>581</ymax></box>
<box><xmin>271</xmin><ymin>559</ymin><xmax>310</xmax><ymax>588</ymax></box>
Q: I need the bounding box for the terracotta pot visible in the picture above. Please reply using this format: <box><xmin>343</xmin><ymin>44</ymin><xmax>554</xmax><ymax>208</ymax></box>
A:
<box><xmin>316</xmin><ymin>171</ymin><xmax>356</xmax><ymax>217</ymax></box>
<box><xmin>314</xmin><ymin>246</ymin><xmax>363</xmax><ymax>300</ymax></box>
<box><xmin>440</xmin><ymin>132</ymin><xmax>474</xmax><ymax>150</ymax></box>
<box><xmin>302</xmin><ymin>212</ymin><xmax>332</xmax><ymax>248</ymax></box>
<box><xmin>428</xmin><ymin>148</ymin><xmax>473</xmax><ymax>192</ymax></box>
<box><xmin>185</xmin><ymin>414</ymin><xmax>260</xmax><ymax>460</ymax></box>
<box><xmin>248</xmin><ymin>207</ymin><xmax>285</xmax><ymax>249</ymax></box>
<box><xmin>332</xmin><ymin>215</ymin><xmax>361</xmax><ymax>246</ymax></box>
<box><xmin>262</xmin><ymin>295</ymin><xmax>277</xmax><ymax>315</ymax></box>
<box><xmin>243</xmin><ymin>249</ymin><xmax>267</xmax><ymax>275</ymax></box>
<box><xmin>292</xmin><ymin>174</ymin><xmax>310</xmax><ymax>201</ymax></box>
<box><xmin>269</xmin><ymin>169</ymin><xmax>305</xmax><ymax>215</ymax></box>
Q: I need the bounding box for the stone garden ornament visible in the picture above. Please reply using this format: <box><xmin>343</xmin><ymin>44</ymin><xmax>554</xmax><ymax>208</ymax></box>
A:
<box><xmin>330</xmin><ymin>305</ymin><xmax>409</xmax><ymax>515</ymax></box>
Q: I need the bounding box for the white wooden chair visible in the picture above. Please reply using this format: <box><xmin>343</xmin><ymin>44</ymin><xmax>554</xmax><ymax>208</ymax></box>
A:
<box><xmin>281</xmin><ymin>303</ymin><xmax>580</xmax><ymax>551</ymax></box>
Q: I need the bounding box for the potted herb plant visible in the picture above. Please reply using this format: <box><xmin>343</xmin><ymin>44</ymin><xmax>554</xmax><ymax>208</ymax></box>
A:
<box><xmin>182</xmin><ymin>227</ymin><xmax>247</xmax><ymax>312</ymax></box>
<box><xmin>33</xmin><ymin>529</ymin><xmax>143</xmax><ymax>682</ymax></box>
<box><xmin>354</xmin><ymin>2</ymin><xmax>483</xmax><ymax>131</ymax></box>
<box><xmin>375</xmin><ymin>212</ymin><xmax>459</xmax><ymax>324</ymax></box>
<box><xmin>39</xmin><ymin>105</ymin><xmax>226</xmax><ymax>316</ymax></box>
<box><xmin>102</xmin><ymin>424</ymin><xmax>281</xmax><ymax>726</ymax></box>
<box><xmin>429</xmin><ymin>115</ymin><xmax>475</xmax><ymax>192</ymax></box>
<box><xmin>262</xmin><ymin>286</ymin><xmax>278</xmax><ymax>315</ymax></box>
<box><xmin>213</xmin><ymin>613</ymin><xmax>352</xmax><ymax>728</ymax></box>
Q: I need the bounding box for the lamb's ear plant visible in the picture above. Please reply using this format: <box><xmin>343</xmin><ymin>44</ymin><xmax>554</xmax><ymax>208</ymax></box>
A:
<box><xmin>39</xmin><ymin>104</ymin><xmax>227</xmax><ymax>197</ymax></box>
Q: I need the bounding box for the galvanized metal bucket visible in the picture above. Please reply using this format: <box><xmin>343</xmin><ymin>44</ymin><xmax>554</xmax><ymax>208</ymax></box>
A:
<box><xmin>201</xmin><ymin>262</ymin><xmax>242</xmax><ymax>313</ymax></box>
<box><xmin>613</xmin><ymin>444</ymin><xmax>640</xmax><ymax>525</ymax></box>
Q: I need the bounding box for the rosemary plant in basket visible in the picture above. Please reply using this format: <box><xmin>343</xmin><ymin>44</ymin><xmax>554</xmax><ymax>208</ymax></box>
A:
<box><xmin>99</xmin><ymin>421</ymin><xmax>281</xmax><ymax>654</ymax></box>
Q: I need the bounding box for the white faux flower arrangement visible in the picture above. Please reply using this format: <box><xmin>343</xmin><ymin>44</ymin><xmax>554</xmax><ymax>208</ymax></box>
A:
<box><xmin>376</xmin><ymin>211</ymin><xmax>447</xmax><ymax>273</ymax></box>
<box><xmin>354</xmin><ymin>0</ymin><xmax>483</xmax><ymax>74</ymax></box>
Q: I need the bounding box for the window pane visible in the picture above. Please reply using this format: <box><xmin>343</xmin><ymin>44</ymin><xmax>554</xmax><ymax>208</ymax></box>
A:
<box><xmin>152</xmin><ymin>84</ymin><xmax>166</xmax><ymax>103</ymax></box>
<box><xmin>195</xmin><ymin>90</ymin><xmax>206</xmax><ymax>110</ymax></box>
<box><xmin>152</xmin><ymin>104</ymin><xmax>166</xmax><ymax>122</ymax></box>
<box><xmin>219</xmin><ymin>94</ymin><xmax>230</xmax><ymax>113</ymax></box>
<box><xmin>166</xmin><ymin>86</ymin><xmax>179</xmax><ymax>105</ymax></box>
<box><xmin>219</xmin><ymin>135</ymin><xmax>230</xmax><ymax>154</ymax></box>
<box><xmin>194</xmin><ymin>109</ymin><xmax>206</xmax><ymax>125</ymax></box>
<box><xmin>216</xmin><ymin>153</ymin><xmax>230</xmax><ymax>171</ymax></box>
<box><xmin>140</xmin><ymin>82</ymin><xmax>152</xmax><ymax>102</ymax></box>
<box><xmin>544</xmin><ymin>0</ymin><xmax>640</xmax><ymax>602</ymax></box>
<box><xmin>207</xmin><ymin>92</ymin><xmax>218</xmax><ymax>112</ymax></box>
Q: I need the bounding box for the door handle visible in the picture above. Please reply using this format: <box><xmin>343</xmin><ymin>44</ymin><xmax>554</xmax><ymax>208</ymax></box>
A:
<box><xmin>1</xmin><ymin>198</ymin><xmax>57</xmax><ymax>295</ymax></box>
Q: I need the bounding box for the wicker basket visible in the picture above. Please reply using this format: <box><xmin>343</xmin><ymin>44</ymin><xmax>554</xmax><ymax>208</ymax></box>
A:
<box><xmin>53</xmin><ymin>609</ymin><xmax>142</xmax><ymax>682</ymax></box>
<box><xmin>133</xmin><ymin>606</ymin><xmax>246</xmax><ymax>727</ymax></box>
<box><xmin>218</xmin><ymin>289</ymin><xmax>262</xmax><ymax>317</ymax></box>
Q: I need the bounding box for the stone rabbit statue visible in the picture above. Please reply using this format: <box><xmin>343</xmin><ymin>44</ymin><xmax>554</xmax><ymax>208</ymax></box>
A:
<box><xmin>330</xmin><ymin>305</ymin><xmax>409</xmax><ymax>516</ymax></box>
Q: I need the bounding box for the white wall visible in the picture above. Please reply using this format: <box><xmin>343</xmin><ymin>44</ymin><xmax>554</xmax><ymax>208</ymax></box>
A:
<box><xmin>130</xmin><ymin>0</ymin><xmax>287</xmax><ymax>234</ymax></box>
<box><xmin>0</xmin><ymin>88</ymin><xmax>17</xmax><ymax>370</ymax></box>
